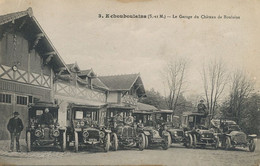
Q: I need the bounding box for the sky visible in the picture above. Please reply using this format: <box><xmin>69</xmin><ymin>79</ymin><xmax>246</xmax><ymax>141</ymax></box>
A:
<box><xmin>0</xmin><ymin>0</ymin><xmax>259</xmax><ymax>100</ymax></box>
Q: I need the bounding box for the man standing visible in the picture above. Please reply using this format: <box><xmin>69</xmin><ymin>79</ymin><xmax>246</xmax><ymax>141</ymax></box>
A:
<box><xmin>7</xmin><ymin>112</ymin><xmax>24</xmax><ymax>152</ymax></box>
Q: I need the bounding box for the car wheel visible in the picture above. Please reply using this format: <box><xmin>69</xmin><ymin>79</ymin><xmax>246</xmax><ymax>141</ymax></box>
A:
<box><xmin>193</xmin><ymin>134</ymin><xmax>197</xmax><ymax>149</ymax></box>
<box><xmin>249</xmin><ymin>139</ymin><xmax>256</xmax><ymax>152</ymax></box>
<box><xmin>104</xmin><ymin>133</ymin><xmax>110</xmax><ymax>152</ymax></box>
<box><xmin>214</xmin><ymin>137</ymin><xmax>219</xmax><ymax>150</ymax></box>
<box><xmin>61</xmin><ymin>131</ymin><xmax>66</xmax><ymax>152</ymax></box>
<box><xmin>145</xmin><ymin>135</ymin><xmax>148</xmax><ymax>149</ymax></box>
<box><xmin>74</xmin><ymin>132</ymin><xmax>79</xmax><ymax>152</ymax></box>
<box><xmin>162</xmin><ymin>134</ymin><xmax>171</xmax><ymax>150</ymax></box>
<box><xmin>225</xmin><ymin>137</ymin><xmax>231</xmax><ymax>150</ymax></box>
<box><xmin>111</xmin><ymin>133</ymin><xmax>118</xmax><ymax>151</ymax></box>
<box><xmin>27</xmin><ymin>132</ymin><xmax>31</xmax><ymax>152</ymax></box>
<box><xmin>138</xmin><ymin>133</ymin><xmax>145</xmax><ymax>151</ymax></box>
<box><xmin>186</xmin><ymin>134</ymin><xmax>193</xmax><ymax>148</ymax></box>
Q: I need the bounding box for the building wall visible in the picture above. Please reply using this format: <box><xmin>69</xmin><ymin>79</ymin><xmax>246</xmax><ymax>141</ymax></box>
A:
<box><xmin>107</xmin><ymin>92</ymin><xmax>119</xmax><ymax>103</ymax></box>
<box><xmin>54</xmin><ymin>79</ymin><xmax>107</xmax><ymax>128</ymax></box>
<box><xmin>0</xmin><ymin>32</ymin><xmax>53</xmax><ymax>140</ymax></box>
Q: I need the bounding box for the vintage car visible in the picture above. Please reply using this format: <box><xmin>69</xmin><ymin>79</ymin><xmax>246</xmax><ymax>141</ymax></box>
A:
<box><xmin>211</xmin><ymin>119</ymin><xmax>257</xmax><ymax>152</ymax></box>
<box><xmin>26</xmin><ymin>102</ymin><xmax>66</xmax><ymax>152</ymax></box>
<box><xmin>133</xmin><ymin>110</ymin><xmax>171</xmax><ymax>150</ymax></box>
<box><xmin>182</xmin><ymin>112</ymin><xmax>219</xmax><ymax>149</ymax></box>
<box><xmin>66</xmin><ymin>103</ymin><xmax>111</xmax><ymax>152</ymax></box>
<box><xmin>155</xmin><ymin>110</ymin><xmax>185</xmax><ymax>145</ymax></box>
<box><xmin>106</xmin><ymin>108</ymin><xmax>146</xmax><ymax>151</ymax></box>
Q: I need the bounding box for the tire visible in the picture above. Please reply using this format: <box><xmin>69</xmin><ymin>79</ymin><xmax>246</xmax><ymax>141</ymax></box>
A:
<box><xmin>193</xmin><ymin>134</ymin><xmax>197</xmax><ymax>149</ymax></box>
<box><xmin>145</xmin><ymin>135</ymin><xmax>149</xmax><ymax>149</ymax></box>
<box><xmin>214</xmin><ymin>137</ymin><xmax>219</xmax><ymax>150</ymax></box>
<box><xmin>111</xmin><ymin>133</ymin><xmax>118</xmax><ymax>151</ymax></box>
<box><xmin>249</xmin><ymin>139</ymin><xmax>256</xmax><ymax>152</ymax></box>
<box><xmin>27</xmin><ymin>132</ymin><xmax>31</xmax><ymax>152</ymax></box>
<box><xmin>162</xmin><ymin>134</ymin><xmax>171</xmax><ymax>150</ymax></box>
<box><xmin>74</xmin><ymin>132</ymin><xmax>79</xmax><ymax>152</ymax></box>
<box><xmin>61</xmin><ymin>131</ymin><xmax>66</xmax><ymax>152</ymax></box>
<box><xmin>138</xmin><ymin>133</ymin><xmax>145</xmax><ymax>151</ymax></box>
<box><xmin>104</xmin><ymin>133</ymin><xmax>110</xmax><ymax>152</ymax></box>
<box><xmin>225</xmin><ymin>137</ymin><xmax>231</xmax><ymax>150</ymax></box>
<box><xmin>186</xmin><ymin>134</ymin><xmax>193</xmax><ymax>148</ymax></box>
<box><xmin>168</xmin><ymin>134</ymin><xmax>172</xmax><ymax>146</ymax></box>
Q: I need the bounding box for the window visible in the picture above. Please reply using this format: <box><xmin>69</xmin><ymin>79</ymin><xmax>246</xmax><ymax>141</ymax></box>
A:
<box><xmin>16</xmin><ymin>96</ymin><xmax>28</xmax><ymax>105</ymax></box>
<box><xmin>0</xmin><ymin>93</ymin><xmax>12</xmax><ymax>103</ymax></box>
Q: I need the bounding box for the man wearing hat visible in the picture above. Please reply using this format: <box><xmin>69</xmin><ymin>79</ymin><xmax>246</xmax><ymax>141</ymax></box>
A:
<box><xmin>197</xmin><ymin>100</ymin><xmax>207</xmax><ymax>114</ymax></box>
<box><xmin>7</xmin><ymin>112</ymin><xmax>24</xmax><ymax>152</ymax></box>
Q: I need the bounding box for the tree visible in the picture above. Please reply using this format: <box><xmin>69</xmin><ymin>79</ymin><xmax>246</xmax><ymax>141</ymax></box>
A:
<box><xmin>163</xmin><ymin>58</ymin><xmax>188</xmax><ymax>112</ymax></box>
<box><xmin>139</xmin><ymin>88</ymin><xmax>167</xmax><ymax>109</ymax></box>
<box><xmin>225</xmin><ymin>70</ymin><xmax>255</xmax><ymax>123</ymax></box>
<box><xmin>201</xmin><ymin>58</ymin><xmax>227</xmax><ymax>118</ymax></box>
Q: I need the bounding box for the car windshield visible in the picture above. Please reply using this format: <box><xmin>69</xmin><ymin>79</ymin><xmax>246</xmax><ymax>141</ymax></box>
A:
<box><xmin>74</xmin><ymin>110</ymin><xmax>98</xmax><ymax>121</ymax></box>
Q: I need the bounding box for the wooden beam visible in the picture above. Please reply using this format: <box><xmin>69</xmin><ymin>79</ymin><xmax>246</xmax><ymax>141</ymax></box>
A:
<box><xmin>31</xmin><ymin>33</ymin><xmax>44</xmax><ymax>50</ymax></box>
<box><xmin>44</xmin><ymin>54</ymin><xmax>54</xmax><ymax>65</ymax></box>
<box><xmin>43</xmin><ymin>51</ymin><xmax>56</xmax><ymax>56</ymax></box>
<box><xmin>19</xmin><ymin>18</ymin><xmax>27</xmax><ymax>29</ymax></box>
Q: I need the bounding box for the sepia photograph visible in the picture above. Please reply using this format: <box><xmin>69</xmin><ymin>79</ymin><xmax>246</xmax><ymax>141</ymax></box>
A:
<box><xmin>0</xmin><ymin>0</ymin><xmax>259</xmax><ymax>165</ymax></box>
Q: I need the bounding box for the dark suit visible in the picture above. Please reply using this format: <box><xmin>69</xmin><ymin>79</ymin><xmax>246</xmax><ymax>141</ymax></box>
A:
<box><xmin>7</xmin><ymin>117</ymin><xmax>24</xmax><ymax>151</ymax></box>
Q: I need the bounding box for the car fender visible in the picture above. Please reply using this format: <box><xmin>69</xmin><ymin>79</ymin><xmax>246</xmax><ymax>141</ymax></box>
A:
<box><xmin>143</xmin><ymin>131</ymin><xmax>150</xmax><ymax>136</ymax></box>
<box><xmin>248</xmin><ymin>134</ymin><xmax>257</xmax><ymax>138</ymax></box>
<box><xmin>74</xmin><ymin>128</ymin><xmax>81</xmax><ymax>132</ymax></box>
<box><xmin>104</xmin><ymin>129</ymin><xmax>111</xmax><ymax>133</ymax></box>
<box><xmin>59</xmin><ymin>127</ymin><xmax>66</xmax><ymax>131</ymax></box>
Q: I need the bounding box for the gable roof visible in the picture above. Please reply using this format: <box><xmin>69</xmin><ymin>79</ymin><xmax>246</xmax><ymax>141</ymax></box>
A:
<box><xmin>98</xmin><ymin>73</ymin><xmax>146</xmax><ymax>97</ymax></box>
<box><xmin>0</xmin><ymin>8</ymin><xmax>69</xmax><ymax>72</ymax></box>
<box><xmin>78</xmin><ymin>69</ymin><xmax>96</xmax><ymax>77</ymax></box>
<box><xmin>99</xmin><ymin>73</ymin><xmax>140</xmax><ymax>91</ymax></box>
<box><xmin>66</xmin><ymin>63</ymin><xmax>80</xmax><ymax>73</ymax></box>
<box><xmin>0</xmin><ymin>8</ymin><xmax>32</xmax><ymax>25</ymax></box>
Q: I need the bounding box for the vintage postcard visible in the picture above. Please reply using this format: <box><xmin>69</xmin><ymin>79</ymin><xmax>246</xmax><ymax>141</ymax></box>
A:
<box><xmin>0</xmin><ymin>0</ymin><xmax>259</xmax><ymax>165</ymax></box>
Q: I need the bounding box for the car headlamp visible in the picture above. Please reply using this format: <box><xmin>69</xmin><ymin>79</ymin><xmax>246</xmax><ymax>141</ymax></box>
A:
<box><xmin>201</xmin><ymin>134</ymin><xmax>205</xmax><ymax>138</ymax></box>
<box><xmin>35</xmin><ymin>129</ymin><xmax>42</xmax><ymax>137</ymax></box>
<box><xmin>99</xmin><ymin>131</ymin><xmax>105</xmax><ymax>138</ymax></box>
<box><xmin>80</xmin><ymin>121</ymin><xmax>85</xmax><ymax>127</ymax></box>
<box><xmin>53</xmin><ymin>129</ymin><xmax>60</xmax><ymax>137</ymax></box>
<box><xmin>83</xmin><ymin>130</ymin><xmax>89</xmax><ymax>138</ymax></box>
<box><xmin>50</xmin><ymin>124</ymin><xmax>55</xmax><ymax>129</ymax></box>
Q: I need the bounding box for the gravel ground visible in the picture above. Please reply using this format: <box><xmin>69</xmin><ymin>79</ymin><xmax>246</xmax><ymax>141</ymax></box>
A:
<box><xmin>0</xmin><ymin>139</ymin><xmax>259</xmax><ymax>166</ymax></box>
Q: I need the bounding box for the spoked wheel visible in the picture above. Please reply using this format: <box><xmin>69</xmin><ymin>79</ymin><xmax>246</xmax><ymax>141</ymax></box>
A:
<box><xmin>193</xmin><ymin>134</ymin><xmax>197</xmax><ymax>149</ymax></box>
<box><xmin>74</xmin><ymin>132</ymin><xmax>79</xmax><ymax>152</ymax></box>
<box><xmin>162</xmin><ymin>134</ymin><xmax>171</xmax><ymax>150</ymax></box>
<box><xmin>111</xmin><ymin>133</ymin><xmax>118</xmax><ymax>151</ymax></box>
<box><xmin>61</xmin><ymin>131</ymin><xmax>66</xmax><ymax>152</ymax></box>
<box><xmin>225</xmin><ymin>137</ymin><xmax>231</xmax><ymax>150</ymax></box>
<box><xmin>145</xmin><ymin>135</ymin><xmax>149</xmax><ymax>149</ymax></box>
<box><xmin>27</xmin><ymin>132</ymin><xmax>31</xmax><ymax>152</ymax></box>
<box><xmin>138</xmin><ymin>133</ymin><xmax>145</xmax><ymax>151</ymax></box>
<box><xmin>185</xmin><ymin>134</ymin><xmax>193</xmax><ymax>148</ymax></box>
<box><xmin>249</xmin><ymin>139</ymin><xmax>256</xmax><ymax>152</ymax></box>
<box><xmin>214</xmin><ymin>137</ymin><xmax>219</xmax><ymax>150</ymax></box>
<box><xmin>104</xmin><ymin>133</ymin><xmax>110</xmax><ymax>152</ymax></box>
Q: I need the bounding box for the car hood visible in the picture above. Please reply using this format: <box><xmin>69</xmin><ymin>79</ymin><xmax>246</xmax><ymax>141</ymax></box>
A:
<box><xmin>198</xmin><ymin>129</ymin><xmax>213</xmax><ymax>134</ymax></box>
<box><xmin>229</xmin><ymin>131</ymin><xmax>246</xmax><ymax>136</ymax></box>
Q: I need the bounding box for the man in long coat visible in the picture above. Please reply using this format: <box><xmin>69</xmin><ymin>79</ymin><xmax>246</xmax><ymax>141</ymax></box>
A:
<box><xmin>7</xmin><ymin>112</ymin><xmax>24</xmax><ymax>152</ymax></box>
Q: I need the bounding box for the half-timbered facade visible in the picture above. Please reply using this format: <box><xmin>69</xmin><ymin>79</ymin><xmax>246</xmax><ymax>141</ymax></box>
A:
<box><xmin>53</xmin><ymin>62</ymin><xmax>109</xmax><ymax>127</ymax></box>
<box><xmin>0</xmin><ymin>8</ymin><xmax>68</xmax><ymax>139</ymax></box>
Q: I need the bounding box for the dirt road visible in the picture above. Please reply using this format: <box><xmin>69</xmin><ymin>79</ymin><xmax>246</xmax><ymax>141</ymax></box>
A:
<box><xmin>0</xmin><ymin>140</ymin><xmax>259</xmax><ymax>166</ymax></box>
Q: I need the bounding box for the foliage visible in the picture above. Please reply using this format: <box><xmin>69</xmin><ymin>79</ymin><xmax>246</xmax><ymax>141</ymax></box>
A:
<box><xmin>139</xmin><ymin>88</ymin><xmax>168</xmax><ymax>109</ymax></box>
<box><xmin>220</xmin><ymin>93</ymin><xmax>260</xmax><ymax>135</ymax></box>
